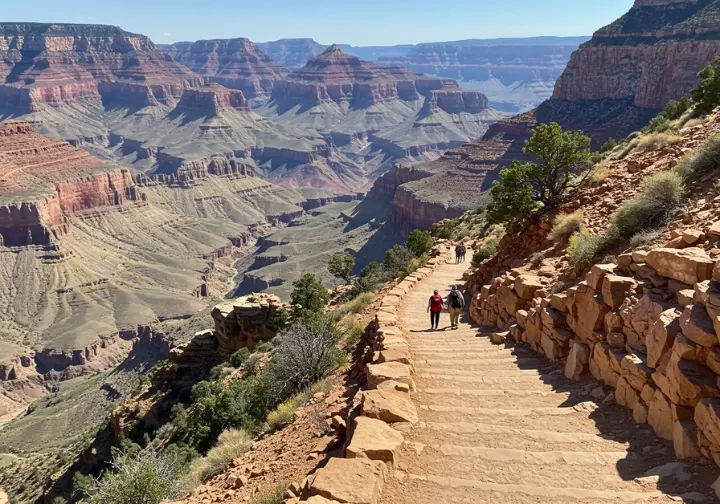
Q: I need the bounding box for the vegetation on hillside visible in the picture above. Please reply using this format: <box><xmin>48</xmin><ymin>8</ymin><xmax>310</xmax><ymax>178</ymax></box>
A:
<box><xmin>486</xmin><ymin>122</ymin><xmax>592</xmax><ymax>226</ymax></box>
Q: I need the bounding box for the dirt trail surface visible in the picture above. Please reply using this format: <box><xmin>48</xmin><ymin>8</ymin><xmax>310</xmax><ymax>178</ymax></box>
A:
<box><xmin>381</xmin><ymin>258</ymin><xmax>718</xmax><ymax>503</ymax></box>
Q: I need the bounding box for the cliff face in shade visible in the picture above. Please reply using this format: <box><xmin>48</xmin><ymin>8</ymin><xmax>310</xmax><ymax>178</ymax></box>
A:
<box><xmin>0</xmin><ymin>23</ymin><xmax>202</xmax><ymax>111</ymax></box>
<box><xmin>163</xmin><ymin>38</ymin><xmax>288</xmax><ymax>100</ymax></box>
<box><xmin>257</xmin><ymin>38</ymin><xmax>325</xmax><ymax>69</ymax></box>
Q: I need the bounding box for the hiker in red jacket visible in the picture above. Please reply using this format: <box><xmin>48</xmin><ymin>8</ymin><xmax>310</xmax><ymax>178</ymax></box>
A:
<box><xmin>427</xmin><ymin>289</ymin><xmax>445</xmax><ymax>330</ymax></box>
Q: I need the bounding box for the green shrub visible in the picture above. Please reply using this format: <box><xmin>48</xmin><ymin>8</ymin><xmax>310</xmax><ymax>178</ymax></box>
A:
<box><xmin>611</xmin><ymin>170</ymin><xmax>684</xmax><ymax>238</ymax></box>
<box><xmin>228</xmin><ymin>348</ymin><xmax>251</xmax><ymax>368</ymax></box>
<box><xmin>663</xmin><ymin>97</ymin><xmax>692</xmax><ymax>120</ymax></box>
<box><xmin>77</xmin><ymin>447</ymin><xmax>189</xmax><ymax>504</ymax></box>
<box><xmin>384</xmin><ymin>245</ymin><xmax>415</xmax><ymax>277</ymax></box>
<box><xmin>635</xmin><ymin>132</ymin><xmax>681</xmax><ymax>152</ymax></box>
<box><xmin>192</xmin><ymin>429</ymin><xmax>252</xmax><ymax>482</ymax></box>
<box><xmin>471</xmin><ymin>236</ymin><xmax>500</xmax><ymax>266</ymax></box>
<box><xmin>600</xmin><ymin>138</ymin><xmax>617</xmax><ymax>153</ymax></box>
<box><xmin>548</xmin><ymin>210</ymin><xmax>584</xmax><ymax>243</ymax></box>
<box><xmin>629</xmin><ymin>229</ymin><xmax>662</xmax><ymax>248</ymax></box>
<box><xmin>328</xmin><ymin>252</ymin><xmax>355</xmax><ymax>282</ymax></box>
<box><xmin>342</xmin><ymin>323</ymin><xmax>364</xmax><ymax>353</ymax></box>
<box><xmin>252</xmin><ymin>485</ymin><xmax>287</xmax><ymax>504</ymax></box>
<box><xmin>335</xmin><ymin>292</ymin><xmax>373</xmax><ymax>317</ymax></box>
<box><xmin>267</xmin><ymin>401</ymin><xmax>295</xmax><ymax>430</ymax></box>
<box><xmin>406</xmin><ymin>229</ymin><xmax>434</xmax><ymax>256</ymax></box>
<box><xmin>568</xmin><ymin>230</ymin><xmax>610</xmax><ymax>269</ymax></box>
<box><xmin>691</xmin><ymin>57</ymin><xmax>720</xmax><ymax>115</ymax></box>
<box><xmin>592</xmin><ymin>165</ymin><xmax>610</xmax><ymax>184</ymax></box>
<box><xmin>290</xmin><ymin>273</ymin><xmax>330</xmax><ymax>317</ymax></box>
<box><xmin>645</xmin><ymin>115</ymin><xmax>671</xmax><ymax>133</ymax></box>
<box><xmin>528</xmin><ymin>251</ymin><xmax>545</xmax><ymax>268</ymax></box>
<box><xmin>675</xmin><ymin>135</ymin><xmax>720</xmax><ymax>178</ymax></box>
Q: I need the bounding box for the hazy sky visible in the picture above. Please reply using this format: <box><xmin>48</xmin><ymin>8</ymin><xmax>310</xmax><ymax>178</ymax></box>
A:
<box><xmin>4</xmin><ymin>0</ymin><xmax>633</xmax><ymax>46</ymax></box>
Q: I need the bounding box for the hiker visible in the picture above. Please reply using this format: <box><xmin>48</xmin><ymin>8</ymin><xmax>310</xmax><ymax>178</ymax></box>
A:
<box><xmin>447</xmin><ymin>284</ymin><xmax>465</xmax><ymax>329</ymax></box>
<box><xmin>427</xmin><ymin>289</ymin><xmax>445</xmax><ymax>330</ymax></box>
<box><xmin>455</xmin><ymin>244</ymin><xmax>462</xmax><ymax>264</ymax></box>
<box><xmin>460</xmin><ymin>242</ymin><xmax>467</xmax><ymax>262</ymax></box>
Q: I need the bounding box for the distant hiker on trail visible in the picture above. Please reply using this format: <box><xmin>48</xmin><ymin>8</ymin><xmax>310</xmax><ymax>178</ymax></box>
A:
<box><xmin>427</xmin><ymin>289</ymin><xmax>445</xmax><ymax>330</ymax></box>
<box><xmin>447</xmin><ymin>284</ymin><xmax>465</xmax><ymax>329</ymax></box>
<box><xmin>460</xmin><ymin>243</ymin><xmax>467</xmax><ymax>263</ymax></box>
<box><xmin>455</xmin><ymin>244</ymin><xmax>463</xmax><ymax>264</ymax></box>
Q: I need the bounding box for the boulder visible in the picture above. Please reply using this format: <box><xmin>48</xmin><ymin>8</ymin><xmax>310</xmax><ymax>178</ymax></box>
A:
<box><xmin>564</xmin><ymin>340</ymin><xmax>590</xmax><ymax>381</ymax></box>
<box><xmin>616</xmin><ymin>377</ymin><xmax>640</xmax><ymax>409</ymax></box>
<box><xmin>490</xmin><ymin>331</ymin><xmax>509</xmax><ymax>345</ymax></box>
<box><xmin>607</xmin><ymin>332</ymin><xmax>626</xmax><ymax>349</ymax></box>
<box><xmin>514</xmin><ymin>274</ymin><xmax>544</xmax><ymax>300</ymax></box>
<box><xmin>601</xmin><ymin>275</ymin><xmax>637</xmax><ymax>309</ymax></box>
<box><xmin>682</xmin><ymin>229</ymin><xmax>704</xmax><ymax>245</ymax></box>
<box><xmin>346</xmin><ymin>417</ymin><xmax>404</xmax><ymax>466</ymax></box>
<box><xmin>620</xmin><ymin>354</ymin><xmax>652</xmax><ymax>391</ymax></box>
<box><xmin>665</xmin><ymin>354</ymin><xmax>720</xmax><ymax>406</ymax></box>
<box><xmin>575</xmin><ymin>289</ymin><xmax>611</xmax><ymax>333</ymax></box>
<box><xmin>589</xmin><ymin>342</ymin><xmax>619</xmax><ymax>388</ymax></box>
<box><xmin>677</xmin><ymin>289</ymin><xmax>695</xmax><ymax>306</ymax></box>
<box><xmin>376</xmin><ymin>380</ymin><xmax>410</xmax><ymax>393</ymax></box>
<box><xmin>361</xmin><ymin>390</ymin><xmax>418</xmax><ymax>424</ymax></box>
<box><xmin>618</xmin><ymin>253</ymin><xmax>633</xmax><ymax>269</ymax></box>
<box><xmin>309</xmin><ymin>457</ymin><xmax>387</xmax><ymax>504</ymax></box>
<box><xmin>367</xmin><ymin>362</ymin><xmax>414</xmax><ymax>391</ymax></box>
<box><xmin>305</xmin><ymin>497</ymin><xmax>342</xmax><ymax>504</ymax></box>
<box><xmin>633</xmin><ymin>401</ymin><xmax>648</xmax><ymax>424</ymax></box>
<box><xmin>673</xmin><ymin>420</ymin><xmax>702</xmax><ymax>459</ymax></box>
<box><xmin>632</xmin><ymin>250</ymin><xmax>648</xmax><ymax>264</ymax></box>
<box><xmin>645</xmin><ymin>247</ymin><xmax>714</xmax><ymax>285</ymax></box>
<box><xmin>515</xmin><ymin>309</ymin><xmax>529</xmax><ymax>329</ymax></box>
<box><xmin>679</xmin><ymin>304</ymin><xmax>717</xmax><ymax>347</ymax></box>
<box><xmin>587</xmin><ymin>264</ymin><xmax>616</xmax><ymax>291</ymax></box>
<box><xmin>540</xmin><ymin>332</ymin><xmax>562</xmax><ymax>360</ymax></box>
<box><xmin>648</xmin><ymin>389</ymin><xmax>674</xmax><ymax>440</ymax></box>
<box><xmin>374</xmin><ymin>348</ymin><xmax>411</xmax><ymax>365</ymax></box>
<box><xmin>694</xmin><ymin>398</ymin><xmax>720</xmax><ymax>450</ymax></box>
<box><xmin>706</xmin><ymin>347</ymin><xmax>720</xmax><ymax>375</ymax></box>
<box><xmin>673</xmin><ymin>334</ymin><xmax>699</xmax><ymax>360</ymax></box>
<box><xmin>647</xmin><ymin>309</ymin><xmax>682</xmax><ymax>369</ymax></box>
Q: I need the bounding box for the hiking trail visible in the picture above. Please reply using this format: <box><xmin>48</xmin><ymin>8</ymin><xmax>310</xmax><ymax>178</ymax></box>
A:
<box><xmin>379</xmin><ymin>257</ymin><xmax>717</xmax><ymax>504</ymax></box>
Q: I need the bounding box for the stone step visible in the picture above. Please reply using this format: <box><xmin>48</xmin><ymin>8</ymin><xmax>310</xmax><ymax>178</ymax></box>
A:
<box><xmin>397</xmin><ymin>446</ymin><xmax>662</xmax><ymax>492</ymax></box>
<box><xmin>414</xmin><ymin>367</ymin><xmax>546</xmax><ymax>377</ymax></box>
<box><xmin>403</xmin><ymin>421</ymin><xmax>629</xmax><ymax>452</ymax></box>
<box><xmin>396</xmin><ymin>474</ymin><xmax>675</xmax><ymax>502</ymax></box>
<box><xmin>414</xmin><ymin>356</ymin><xmax>544</xmax><ymax>367</ymax></box>
<box><xmin>413</xmin><ymin>373</ymin><xmax>559</xmax><ymax>391</ymax></box>
<box><xmin>415</xmin><ymin>387</ymin><xmax>579</xmax><ymax>408</ymax></box>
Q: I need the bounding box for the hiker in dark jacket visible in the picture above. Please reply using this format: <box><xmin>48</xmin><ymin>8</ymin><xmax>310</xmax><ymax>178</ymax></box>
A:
<box><xmin>455</xmin><ymin>245</ymin><xmax>462</xmax><ymax>264</ymax></box>
<box><xmin>446</xmin><ymin>284</ymin><xmax>465</xmax><ymax>329</ymax></box>
<box><xmin>427</xmin><ymin>289</ymin><xmax>445</xmax><ymax>330</ymax></box>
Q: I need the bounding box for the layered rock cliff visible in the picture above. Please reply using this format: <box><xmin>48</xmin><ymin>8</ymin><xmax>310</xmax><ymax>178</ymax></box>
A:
<box><xmin>163</xmin><ymin>38</ymin><xmax>288</xmax><ymax>100</ymax></box>
<box><xmin>257</xmin><ymin>38</ymin><xmax>325</xmax><ymax>69</ymax></box>
<box><xmin>0</xmin><ymin>23</ymin><xmax>202</xmax><ymax>112</ymax></box>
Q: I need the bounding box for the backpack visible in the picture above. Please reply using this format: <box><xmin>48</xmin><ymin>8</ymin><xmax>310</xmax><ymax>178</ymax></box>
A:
<box><xmin>455</xmin><ymin>245</ymin><xmax>462</xmax><ymax>255</ymax></box>
<box><xmin>461</xmin><ymin>246</ymin><xmax>466</xmax><ymax>254</ymax></box>
<box><xmin>450</xmin><ymin>290</ymin><xmax>462</xmax><ymax>309</ymax></box>
<box><xmin>429</xmin><ymin>294</ymin><xmax>443</xmax><ymax>312</ymax></box>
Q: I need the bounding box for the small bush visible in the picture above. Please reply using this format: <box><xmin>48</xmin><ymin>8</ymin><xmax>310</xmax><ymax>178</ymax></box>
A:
<box><xmin>682</xmin><ymin>117</ymin><xmax>705</xmax><ymax>130</ymax></box>
<box><xmin>663</xmin><ymin>97</ymin><xmax>692</xmax><ymax>120</ymax></box>
<box><xmin>635</xmin><ymin>132</ymin><xmax>681</xmax><ymax>152</ymax></box>
<box><xmin>646</xmin><ymin>115</ymin><xmax>671</xmax><ymax>133</ymax></box>
<box><xmin>592</xmin><ymin>166</ymin><xmax>610</xmax><ymax>184</ymax></box>
<box><xmin>384</xmin><ymin>245</ymin><xmax>415</xmax><ymax>278</ymax></box>
<box><xmin>551</xmin><ymin>281</ymin><xmax>567</xmax><ymax>294</ymax></box>
<box><xmin>611</xmin><ymin>170</ymin><xmax>685</xmax><ymax>238</ymax></box>
<box><xmin>675</xmin><ymin>135</ymin><xmax>720</xmax><ymax>178</ymax></box>
<box><xmin>548</xmin><ymin>210</ymin><xmax>584</xmax><ymax>243</ymax></box>
<box><xmin>252</xmin><ymin>485</ymin><xmax>287</xmax><ymax>504</ymax></box>
<box><xmin>691</xmin><ymin>57</ymin><xmax>720</xmax><ymax>115</ymax></box>
<box><xmin>328</xmin><ymin>252</ymin><xmax>355</xmax><ymax>283</ymax></box>
<box><xmin>228</xmin><ymin>348</ymin><xmax>251</xmax><ymax>368</ymax></box>
<box><xmin>267</xmin><ymin>400</ymin><xmax>295</xmax><ymax>430</ymax></box>
<box><xmin>629</xmin><ymin>229</ymin><xmax>662</xmax><ymax>248</ymax></box>
<box><xmin>528</xmin><ymin>251</ymin><xmax>545</xmax><ymax>268</ymax></box>
<box><xmin>342</xmin><ymin>323</ymin><xmax>364</xmax><ymax>353</ymax></box>
<box><xmin>290</xmin><ymin>273</ymin><xmax>330</xmax><ymax>317</ymax></box>
<box><xmin>568</xmin><ymin>230</ymin><xmax>610</xmax><ymax>270</ymax></box>
<box><xmin>335</xmin><ymin>292</ymin><xmax>373</xmax><ymax>317</ymax></box>
<box><xmin>406</xmin><ymin>229</ymin><xmax>434</xmax><ymax>256</ymax></box>
<box><xmin>600</xmin><ymin>138</ymin><xmax>617</xmax><ymax>153</ymax></box>
<box><xmin>472</xmin><ymin>236</ymin><xmax>501</xmax><ymax>266</ymax></box>
<box><xmin>193</xmin><ymin>429</ymin><xmax>252</xmax><ymax>482</ymax></box>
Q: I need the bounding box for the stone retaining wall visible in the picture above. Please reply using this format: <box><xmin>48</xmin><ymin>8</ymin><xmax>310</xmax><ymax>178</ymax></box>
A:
<box><xmin>289</xmin><ymin>242</ymin><xmax>454</xmax><ymax>504</ymax></box>
<box><xmin>468</xmin><ymin>228</ymin><xmax>720</xmax><ymax>468</ymax></box>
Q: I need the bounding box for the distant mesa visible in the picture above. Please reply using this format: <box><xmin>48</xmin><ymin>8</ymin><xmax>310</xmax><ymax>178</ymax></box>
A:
<box><xmin>257</xmin><ymin>38</ymin><xmax>326</xmax><ymax>69</ymax></box>
<box><xmin>162</xmin><ymin>38</ymin><xmax>289</xmax><ymax>100</ymax></box>
<box><xmin>174</xmin><ymin>83</ymin><xmax>250</xmax><ymax>115</ymax></box>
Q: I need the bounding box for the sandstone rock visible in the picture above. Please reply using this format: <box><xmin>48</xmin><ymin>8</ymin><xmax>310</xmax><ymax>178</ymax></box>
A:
<box><xmin>706</xmin><ymin>347</ymin><xmax>720</xmax><ymax>375</ymax></box>
<box><xmin>601</xmin><ymin>275</ymin><xmax>636</xmax><ymax>309</ymax></box>
<box><xmin>645</xmin><ymin>248</ymin><xmax>714</xmax><ymax>285</ymax></box>
<box><xmin>490</xmin><ymin>331</ymin><xmax>509</xmax><ymax>345</ymax></box>
<box><xmin>618</xmin><ymin>253</ymin><xmax>633</xmax><ymax>269</ymax></box>
<box><xmin>346</xmin><ymin>417</ymin><xmax>404</xmax><ymax>466</ymax></box>
<box><xmin>694</xmin><ymin>399</ymin><xmax>720</xmax><ymax>451</ymax></box>
<box><xmin>604</xmin><ymin>312</ymin><xmax>624</xmax><ymax>333</ymax></box>
<box><xmin>515</xmin><ymin>309</ymin><xmax>529</xmax><ymax>329</ymax></box>
<box><xmin>673</xmin><ymin>333</ymin><xmax>699</xmax><ymax>361</ymax></box>
<box><xmin>677</xmin><ymin>289</ymin><xmax>695</xmax><ymax>305</ymax></box>
<box><xmin>361</xmin><ymin>390</ymin><xmax>418</xmax><ymax>424</ymax></box>
<box><xmin>679</xmin><ymin>304</ymin><xmax>717</xmax><ymax>347</ymax></box>
<box><xmin>615</xmin><ymin>377</ymin><xmax>640</xmax><ymax>409</ymax></box>
<box><xmin>648</xmin><ymin>389</ymin><xmax>673</xmax><ymax>440</ymax></box>
<box><xmin>590</xmin><ymin>342</ymin><xmax>619</xmax><ymax>388</ymax></box>
<box><xmin>0</xmin><ymin>491</ymin><xmax>8</xmax><ymax>504</ymax></box>
<box><xmin>673</xmin><ymin>420</ymin><xmax>702</xmax><ymax>459</ymax></box>
<box><xmin>514</xmin><ymin>274</ymin><xmax>544</xmax><ymax>300</ymax></box>
<box><xmin>665</xmin><ymin>354</ymin><xmax>720</xmax><ymax>406</ymax></box>
<box><xmin>682</xmin><ymin>229</ymin><xmax>704</xmax><ymax>245</ymax></box>
<box><xmin>540</xmin><ymin>332</ymin><xmax>562</xmax><ymax>360</ymax></box>
<box><xmin>309</xmin><ymin>457</ymin><xmax>387</xmax><ymax>504</ymax></box>
<box><xmin>498</xmin><ymin>285</ymin><xmax>523</xmax><ymax>314</ymax></box>
<box><xmin>647</xmin><ymin>308</ymin><xmax>682</xmax><ymax>369</ymax></box>
<box><xmin>587</xmin><ymin>264</ymin><xmax>615</xmax><ymax>291</ymax></box>
<box><xmin>367</xmin><ymin>362</ymin><xmax>414</xmax><ymax>391</ymax></box>
<box><xmin>376</xmin><ymin>380</ymin><xmax>411</xmax><ymax>393</ymax></box>
<box><xmin>607</xmin><ymin>332</ymin><xmax>626</xmax><ymax>349</ymax></box>
<box><xmin>633</xmin><ymin>401</ymin><xmax>648</xmax><ymax>424</ymax></box>
<box><xmin>620</xmin><ymin>354</ymin><xmax>652</xmax><ymax>391</ymax></box>
<box><xmin>632</xmin><ymin>251</ymin><xmax>648</xmax><ymax>264</ymax></box>
<box><xmin>374</xmin><ymin>348</ymin><xmax>411</xmax><ymax>365</ymax></box>
<box><xmin>641</xmin><ymin>384</ymin><xmax>657</xmax><ymax>405</ymax></box>
<box><xmin>564</xmin><ymin>340</ymin><xmax>590</xmax><ymax>381</ymax></box>
<box><xmin>305</xmin><ymin>497</ymin><xmax>342</xmax><ymax>504</ymax></box>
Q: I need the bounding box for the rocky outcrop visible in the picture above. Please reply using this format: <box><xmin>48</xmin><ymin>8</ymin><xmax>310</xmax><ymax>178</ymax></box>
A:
<box><xmin>422</xmin><ymin>84</ymin><xmax>490</xmax><ymax>114</ymax></box>
<box><xmin>270</xmin><ymin>45</ymin><xmax>453</xmax><ymax>108</ymax></box>
<box><xmin>0</xmin><ymin>23</ymin><xmax>202</xmax><ymax>111</ymax></box>
<box><xmin>164</xmin><ymin>38</ymin><xmax>288</xmax><ymax>100</ymax></box>
<box><xmin>173</xmin><ymin>84</ymin><xmax>250</xmax><ymax>115</ymax></box>
<box><xmin>0</xmin><ymin>121</ymin><xmax>143</xmax><ymax>246</ymax></box>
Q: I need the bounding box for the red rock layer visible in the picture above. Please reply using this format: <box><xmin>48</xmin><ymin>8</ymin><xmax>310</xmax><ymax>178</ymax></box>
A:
<box><xmin>271</xmin><ymin>45</ymin><xmax>455</xmax><ymax>107</ymax></box>
<box><xmin>0</xmin><ymin>23</ymin><xmax>203</xmax><ymax>111</ymax></box>
<box><xmin>423</xmin><ymin>84</ymin><xmax>490</xmax><ymax>114</ymax></box>
<box><xmin>167</xmin><ymin>38</ymin><xmax>288</xmax><ymax>100</ymax></box>
<box><xmin>0</xmin><ymin>121</ymin><xmax>142</xmax><ymax>246</ymax></box>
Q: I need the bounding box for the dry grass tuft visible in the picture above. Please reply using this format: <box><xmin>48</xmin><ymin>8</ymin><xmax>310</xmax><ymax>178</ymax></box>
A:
<box><xmin>548</xmin><ymin>210</ymin><xmax>584</xmax><ymax>243</ymax></box>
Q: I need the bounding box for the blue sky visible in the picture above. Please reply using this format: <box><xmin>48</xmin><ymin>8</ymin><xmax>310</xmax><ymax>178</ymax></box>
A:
<box><xmin>4</xmin><ymin>0</ymin><xmax>633</xmax><ymax>46</ymax></box>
